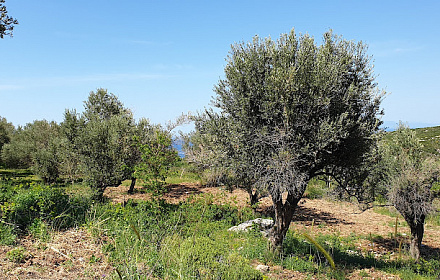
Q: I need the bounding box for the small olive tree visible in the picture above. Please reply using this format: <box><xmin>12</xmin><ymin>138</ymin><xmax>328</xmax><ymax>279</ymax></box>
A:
<box><xmin>383</xmin><ymin>123</ymin><xmax>440</xmax><ymax>261</ymax></box>
<box><xmin>134</xmin><ymin>127</ymin><xmax>179</xmax><ymax>198</ymax></box>
<box><xmin>195</xmin><ymin>29</ymin><xmax>383</xmax><ymax>250</ymax></box>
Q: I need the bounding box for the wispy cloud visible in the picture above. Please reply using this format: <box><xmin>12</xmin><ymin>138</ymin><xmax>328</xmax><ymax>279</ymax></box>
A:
<box><xmin>128</xmin><ymin>40</ymin><xmax>173</xmax><ymax>46</ymax></box>
<box><xmin>370</xmin><ymin>41</ymin><xmax>425</xmax><ymax>57</ymax></box>
<box><xmin>153</xmin><ymin>63</ymin><xmax>194</xmax><ymax>70</ymax></box>
<box><xmin>0</xmin><ymin>73</ymin><xmax>171</xmax><ymax>91</ymax></box>
<box><xmin>0</xmin><ymin>85</ymin><xmax>24</xmax><ymax>91</ymax></box>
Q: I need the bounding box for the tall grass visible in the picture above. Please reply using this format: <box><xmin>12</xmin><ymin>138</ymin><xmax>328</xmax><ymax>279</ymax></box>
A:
<box><xmin>85</xmin><ymin>194</ymin><xmax>262</xmax><ymax>279</ymax></box>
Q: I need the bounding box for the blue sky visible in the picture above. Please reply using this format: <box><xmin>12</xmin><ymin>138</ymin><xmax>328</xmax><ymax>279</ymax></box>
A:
<box><xmin>1</xmin><ymin>0</ymin><xmax>439</xmax><ymax>130</ymax></box>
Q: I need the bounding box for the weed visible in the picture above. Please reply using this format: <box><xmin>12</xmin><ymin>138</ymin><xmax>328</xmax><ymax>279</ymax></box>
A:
<box><xmin>28</xmin><ymin>218</ymin><xmax>51</xmax><ymax>242</ymax></box>
<box><xmin>6</xmin><ymin>246</ymin><xmax>28</xmax><ymax>263</ymax></box>
<box><xmin>88</xmin><ymin>254</ymin><xmax>101</xmax><ymax>264</ymax></box>
<box><xmin>0</xmin><ymin>222</ymin><xmax>16</xmax><ymax>245</ymax></box>
<box><xmin>358</xmin><ymin>270</ymin><xmax>370</xmax><ymax>277</ymax></box>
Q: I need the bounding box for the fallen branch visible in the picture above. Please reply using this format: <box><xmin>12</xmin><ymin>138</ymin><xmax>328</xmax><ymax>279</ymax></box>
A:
<box><xmin>50</xmin><ymin>246</ymin><xmax>73</xmax><ymax>261</ymax></box>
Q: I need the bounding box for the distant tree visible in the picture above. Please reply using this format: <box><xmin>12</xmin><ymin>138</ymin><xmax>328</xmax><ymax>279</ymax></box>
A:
<box><xmin>33</xmin><ymin>135</ymin><xmax>62</xmax><ymax>184</ymax></box>
<box><xmin>1</xmin><ymin>126</ymin><xmax>33</xmax><ymax>168</ymax></box>
<box><xmin>59</xmin><ymin>109</ymin><xmax>83</xmax><ymax>183</ymax></box>
<box><xmin>1</xmin><ymin>120</ymin><xmax>61</xmax><ymax>183</ymax></box>
<box><xmin>195</xmin><ymin>29</ymin><xmax>383</xmax><ymax>250</ymax></box>
<box><xmin>0</xmin><ymin>116</ymin><xmax>14</xmax><ymax>166</ymax></box>
<box><xmin>2</xmin><ymin>120</ymin><xmax>59</xmax><ymax>171</ymax></box>
<box><xmin>326</xmin><ymin>138</ymin><xmax>387</xmax><ymax>205</ymax></box>
<box><xmin>0</xmin><ymin>0</ymin><xmax>18</xmax><ymax>38</ymax></box>
<box><xmin>383</xmin><ymin>123</ymin><xmax>440</xmax><ymax>261</ymax></box>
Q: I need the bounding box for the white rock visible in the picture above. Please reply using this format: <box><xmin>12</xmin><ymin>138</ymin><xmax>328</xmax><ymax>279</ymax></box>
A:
<box><xmin>228</xmin><ymin>218</ymin><xmax>274</xmax><ymax>237</ymax></box>
<box><xmin>256</xmin><ymin>264</ymin><xmax>270</xmax><ymax>272</ymax></box>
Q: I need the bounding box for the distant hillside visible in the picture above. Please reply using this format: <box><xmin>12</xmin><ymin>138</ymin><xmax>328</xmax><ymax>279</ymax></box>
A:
<box><xmin>413</xmin><ymin>126</ymin><xmax>440</xmax><ymax>155</ymax></box>
<box><xmin>383</xmin><ymin>125</ymin><xmax>440</xmax><ymax>155</ymax></box>
<box><xmin>381</xmin><ymin>121</ymin><xmax>440</xmax><ymax>132</ymax></box>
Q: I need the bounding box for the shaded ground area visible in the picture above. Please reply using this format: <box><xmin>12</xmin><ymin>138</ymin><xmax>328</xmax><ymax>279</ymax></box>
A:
<box><xmin>2</xmin><ymin>183</ymin><xmax>440</xmax><ymax>279</ymax></box>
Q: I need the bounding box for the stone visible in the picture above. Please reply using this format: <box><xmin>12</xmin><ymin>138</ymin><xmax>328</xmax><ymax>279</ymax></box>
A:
<box><xmin>256</xmin><ymin>264</ymin><xmax>270</xmax><ymax>272</ymax></box>
<box><xmin>228</xmin><ymin>218</ymin><xmax>274</xmax><ymax>237</ymax></box>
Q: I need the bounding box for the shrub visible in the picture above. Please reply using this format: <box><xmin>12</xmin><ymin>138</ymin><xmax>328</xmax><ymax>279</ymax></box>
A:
<box><xmin>0</xmin><ymin>222</ymin><xmax>16</xmax><ymax>245</ymax></box>
<box><xmin>2</xmin><ymin>183</ymin><xmax>92</xmax><ymax>231</ymax></box>
<box><xmin>28</xmin><ymin>218</ymin><xmax>50</xmax><ymax>242</ymax></box>
<box><xmin>5</xmin><ymin>184</ymin><xmax>69</xmax><ymax>229</ymax></box>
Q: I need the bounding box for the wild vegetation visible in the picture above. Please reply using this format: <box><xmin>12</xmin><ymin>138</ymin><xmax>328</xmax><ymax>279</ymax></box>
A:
<box><xmin>1</xmin><ymin>29</ymin><xmax>440</xmax><ymax>279</ymax></box>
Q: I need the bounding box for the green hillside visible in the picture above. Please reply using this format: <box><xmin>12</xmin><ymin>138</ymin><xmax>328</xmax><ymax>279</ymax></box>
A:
<box><xmin>413</xmin><ymin>126</ymin><xmax>440</xmax><ymax>155</ymax></box>
<box><xmin>383</xmin><ymin>126</ymin><xmax>440</xmax><ymax>155</ymax></box>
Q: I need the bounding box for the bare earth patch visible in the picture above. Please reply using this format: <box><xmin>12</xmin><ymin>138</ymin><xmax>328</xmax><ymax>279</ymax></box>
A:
<box><xmin>0</xmin><ymin>228</ymin><xmax>112</xmax><ymax>279</ymax></box>
<box><xmin>2</xmin><ymin>183</ymin><xmax>440</xmax><ymax>279</ymax></box>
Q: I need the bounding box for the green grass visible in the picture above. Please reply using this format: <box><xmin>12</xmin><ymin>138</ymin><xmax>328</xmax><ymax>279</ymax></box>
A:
<box><xmin>85</xmin><ymin>194</ymin><xmax>263</xmax><ymax>279</ymax></box>
<box><xmin>166</xmin><ymin>164</ymin><xmax>202</xmax><ymax>185</ymax></box>
<box><xmin>373</xmin><ymin>205</ymin><xmax>402</xmax><ymax>218</ymax></box>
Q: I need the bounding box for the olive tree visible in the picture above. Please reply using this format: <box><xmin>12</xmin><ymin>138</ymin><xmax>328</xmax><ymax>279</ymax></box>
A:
<box><xmin>383</xmin><ymin>123</ymin><xmax>440</xmax><ymax>261</ymax></box>
<box><xmin>0</xmin><ymin>0</ymin><xmax>18</xmax><ymax>38</ymax></box>
<box><xmin>195</xmin><ymin>29</ymin><xmax>383</xmax><ymax>250</ymax></box>
<box><xmin>1</xmin><ymin>120</ymin><xmax>61</xmax><ymax>183</ymax></box>
<box><xmin>0</xmin><ymin>116</ymin><xmax>14</xmax><ymax>166</ymax></box>
<box><xmin>65</xmin><ymin>89</ymin><xmax>137</xmax><ymax>199</ymax></box>
<box><xmin>134</xmin><ymin>127</ymin><xmax>179</xmax><ymax>198</ymax></box>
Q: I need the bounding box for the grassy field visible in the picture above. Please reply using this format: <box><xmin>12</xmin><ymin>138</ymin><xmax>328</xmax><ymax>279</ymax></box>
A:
<box><xmin>1</xmin><ymin>170</ymin><xmax>440</xmax><ymax>279</ymax></box>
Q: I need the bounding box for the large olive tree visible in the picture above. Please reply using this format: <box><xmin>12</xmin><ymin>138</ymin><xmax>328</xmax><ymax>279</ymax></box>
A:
<box><xmin>195</xmin><ymin>29</ymin><xmax>383</xmax><ymax>250</ymax></box>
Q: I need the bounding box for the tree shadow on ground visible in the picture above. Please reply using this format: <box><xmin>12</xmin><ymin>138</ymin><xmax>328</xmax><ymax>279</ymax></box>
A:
<box><xmin>364</xmin><ymin>234</ymin><xmax>440</xmax><ymax>259</ymax></box>
<box><xmin>164</xmin><ymin>184</ymin><xmax>203</xmax><ymax>200</ymax></box>
<box><xmin>257</xmin><ymin>203</ymin><xmax>354</xmax><ymax>226</ymax></box>
<box><xmin>293</xmin><ymin>204</ymin><xmax>355</xmax><ymax>226</ymax></box>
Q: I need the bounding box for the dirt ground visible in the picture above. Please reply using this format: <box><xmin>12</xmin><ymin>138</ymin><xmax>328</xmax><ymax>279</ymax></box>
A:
<box><xmin>1</xmin><ymin>183</ymin><xmax>439</xmax><ymax>279</ymax></box>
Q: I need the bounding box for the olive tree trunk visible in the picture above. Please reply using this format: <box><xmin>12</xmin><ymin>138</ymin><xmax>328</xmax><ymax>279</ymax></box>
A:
<box><xmin>128</xmin><ymin>177</ymin><xmax>137</xmax><ymax>194</ymax></box>
<box><xmin>408</xmin><ymin>215</ymin><xmax>425</xmax><ymax>261</ymax></box>
<box><xmin>268</xmin><ymin>180</ymin><xmax>308</xmax><ymax>251</ymax></box>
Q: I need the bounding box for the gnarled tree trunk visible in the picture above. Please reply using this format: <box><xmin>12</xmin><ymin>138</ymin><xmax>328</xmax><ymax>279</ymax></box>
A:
<box><xmin>408</xmin><ymin>215</ymin><xmax>425</xmax><ymax>261</ymax></box>
<box><xmin>269</xmin><ymin>180</ymin><xmax>308</xmax><ymax>252</ymax></box>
